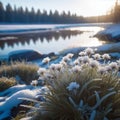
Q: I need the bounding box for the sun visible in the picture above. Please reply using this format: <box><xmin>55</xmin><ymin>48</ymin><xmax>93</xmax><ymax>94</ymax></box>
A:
<box><xmin>75</xmin><ymin>0</ymin><xmax>115</xmax><ymax>17</ymax></box>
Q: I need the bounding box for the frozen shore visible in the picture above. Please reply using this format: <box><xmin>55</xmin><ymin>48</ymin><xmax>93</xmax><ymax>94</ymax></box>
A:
<box><xmin>0</xmin><ymin>23</ymin><xmax>109</xmax><ymax>36</ymax></box>
<box><xmin>60</xmin><ymin>23</ymin><xmax>120</xmax><ymax>59</ymax></box>
<box><xmin>96</xmin><ymin>23</ymin><xmax>120</xmax><ymax>41</ymax></box>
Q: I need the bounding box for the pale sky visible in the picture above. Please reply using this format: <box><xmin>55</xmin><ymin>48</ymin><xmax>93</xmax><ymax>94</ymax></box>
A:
<box><xmin>0</xmin><ymin>0</ymin><xmax>115</xmax><ymax>16</ymax></box>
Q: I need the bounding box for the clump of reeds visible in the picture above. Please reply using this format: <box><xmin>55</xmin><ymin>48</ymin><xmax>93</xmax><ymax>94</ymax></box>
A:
<box><xmin>0</xmin><ymin>61</ymin><xmax>39</xmax><ymax>84</ymax></box>
<box><xmin>0</xmin><ymin>77</ymin><xmax>16</xmax><ymax>91</ymax></box>
<box><xmin>28</xmin><ymin>48</ymin><xmax>120</xmax><ymax>120</ymax></box>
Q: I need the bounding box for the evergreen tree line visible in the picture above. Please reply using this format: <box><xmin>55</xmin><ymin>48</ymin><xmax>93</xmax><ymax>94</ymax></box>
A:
<box><xmin>0</xmin><ymin>2</ymin><xmax>85</xmax><ymax>24</ymax></box>
<box><xmin>0</xmin><ymin>1</ymin><xmax>120</xmax><ymax>24</ymax></box>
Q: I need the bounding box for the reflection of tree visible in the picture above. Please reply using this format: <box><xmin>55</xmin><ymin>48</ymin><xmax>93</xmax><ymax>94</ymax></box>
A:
<box><xmin>0</xmin><ymin>30</ymin><xmax>82</xmax><ymax>50</ymax></box>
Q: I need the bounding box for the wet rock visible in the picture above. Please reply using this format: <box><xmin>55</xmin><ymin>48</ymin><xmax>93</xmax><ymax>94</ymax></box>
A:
<box><xmin>43</xmin><ymin>52</ymin><xmax>56</xmax><ymax>58</ymax></box>
<box><xmin>8</xmin><ymin>50</ymin><xmax>43</xmax><ymax>62</ymax></box>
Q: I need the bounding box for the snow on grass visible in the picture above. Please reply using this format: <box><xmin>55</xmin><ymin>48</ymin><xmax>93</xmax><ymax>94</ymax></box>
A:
<box><xmin>0</xmin><ymin>84</ymin><xmax>42</xmax><ymax>119</ymax></box>
<box><xmin>33</xmin><ymin>48</ymin><xmax>120</xmax><ymax>120</ymax></box>
<box><xmin>0</xmin><ymin>90</ymin><xmax>35</xmax><ymax>119</ymax></box>
<box><xmin>0</xmin><ymin>85</ymin><xmax>33</xmax><ymax>97</ymax></box>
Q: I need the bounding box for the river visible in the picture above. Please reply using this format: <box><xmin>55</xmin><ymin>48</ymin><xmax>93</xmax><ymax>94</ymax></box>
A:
<box><xmin>0</xmin><ymin>23</ymin><xmax>112</xmax><ymax>59</ymax></box>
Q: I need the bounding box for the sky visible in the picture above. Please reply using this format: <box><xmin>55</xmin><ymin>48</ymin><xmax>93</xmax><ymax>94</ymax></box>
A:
<box><xmin>0</xmin><ymin>0</ymin><xmax>116</xmax><ymax>17</ymax></box>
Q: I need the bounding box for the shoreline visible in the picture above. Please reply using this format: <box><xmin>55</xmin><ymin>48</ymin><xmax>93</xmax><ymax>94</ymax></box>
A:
<box><xmin>1</xmin><ymin>23</ymin><xmax>120</xmax><ymax>64</ymax></box>
<box><xmin>95</xmin><ymin>23</ymin><xmax>120</xmax><ymax>41</ymax></box>
<box><xmin>0</xmin><ymin>23</ymin><xmax>110</xmax><ymax>37</ymax></box>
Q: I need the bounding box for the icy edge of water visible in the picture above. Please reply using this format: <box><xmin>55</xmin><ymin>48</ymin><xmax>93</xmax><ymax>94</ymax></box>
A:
<box><xmin>96</xmin><ymin>23</ymin><xmax>120</xmax><ymax>38</ymax></box>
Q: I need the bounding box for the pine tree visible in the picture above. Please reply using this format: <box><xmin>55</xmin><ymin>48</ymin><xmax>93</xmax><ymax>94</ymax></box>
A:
<box><xmin>25</xmin><ymin>7</ymin><xmax>29</xmax><ymax>23</ymax></box>
<box><xmin>5</xmin><ymin>3</ymin><xmax>13</xmax><ymax>22</ymax></box>
<box><xmin>0</xmin><ymin>2</ymin><xmax>5</xmax><ymax>22</ymax></box>
<box><xmin>36</xmin><ymin>9</ymin><xmax>42</xmax><ymax>23</ymax></box>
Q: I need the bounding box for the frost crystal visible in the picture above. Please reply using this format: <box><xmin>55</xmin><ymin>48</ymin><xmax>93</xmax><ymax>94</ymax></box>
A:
<box><xmin>31</xmin><ymin>80</ymin><xmax>38</xmax><ymax>86</ymax></box>
<box><xmin>90</xmin><ymin>60</ymin><xmax>99</xmax><ymax>68</ymax></box>
<box><xmin>49</xmin><ymin>64</ymin><xmax>56</xmax><ymax>71</ymax></box>
<box><xmin>67</xmin><ymin>82</ymin><xmax>80</xmax><ymax>91</ymax></box>
<box><xmin>85</xmin><ymin>48</ymin><xmax>94</xmax><ymax>55</ymax></box>
<box><xmin>62</xmin><ymin>56</ymin><xmax>71</xmax><ymax>63</ymax></box>
<box><xmin>109</xmin><ymin>62</ymin><xmax>118</xmax><ymax>70</ymax></box>
<box><xmin>105</xmin><ymin>66</ymin><xmax>112</xmax><ymax>72</ymax></box>
<box><xmin>102</xmin><ymin>54</ymin><xmax>111</xmax><ymax>60</ymax></box>
<box><xmin>73</xmin><ymin>59</ymin><xmax>80</xmax><ymax>65</ymax></box>
<box><xmin>72</xmin><ymin>65</ymin><xmax>81</xmax><ymax>73</ymax></box>
<box><xmin>66</xmin><ymin>53</ymin><xmax>74</xmax><ymax>59</ymax></box>
<box><xmin>55</xmin><ymin>64</ymin><xmax>62</xmax><ymax>71</ymax></box>
<box><xmin>98</xmin><ymin>67</ymin><xmax>106</xmax><ymax>74</ymax></box>
<box><xmin>42</xmin><ymin>57</ymin><xmax>50</xmax><ymax>63</ymax></box>
<box><xmin>60</xmin><ymin>61</ymin><xmax>67</xmax><ymax>66</ymax></box>
<box><xmin>78</xmin><ymin>57</ymin><xmax>83</xmax><ymax>63</ymax></box>
<box><xmin>79</xmin><ymin>51</ymin><xmax>86</xmax><ymax>56</ymax></box>
<box><xmin>93</xmin><ymin>53</ymin><xmax>101</xmax><ymax>60</ymax></box>
<box><xmin>82</xmin><ymin>56</ymin><xmax>90</xmax><ymax>64</ymax></box>
<box><xmin>37</xmin><ymin>68</ymin><xmax>46</xmax><ymax>76</ymax></box>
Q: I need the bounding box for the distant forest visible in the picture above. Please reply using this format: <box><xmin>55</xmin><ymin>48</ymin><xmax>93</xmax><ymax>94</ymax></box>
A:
<box><xmin>0</xmin><ymin>2</ymin><xmax>85</xmax><ymax>24</ymax></box>
<box><xmin>0</xmin><ymin>1</ymin><xmax>120</xmax><ymax>24</ymax></box>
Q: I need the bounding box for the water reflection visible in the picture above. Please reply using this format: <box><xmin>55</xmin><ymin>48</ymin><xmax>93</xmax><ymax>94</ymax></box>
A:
<box><xmin>0</xmin><ymin>30</ymin><xmax>82</xmax><ymax>50</ymax></box>
<box><xmin>0</xmin><ymin>26</ymin><xmax>108</xmax><ymax>56</ymax></box>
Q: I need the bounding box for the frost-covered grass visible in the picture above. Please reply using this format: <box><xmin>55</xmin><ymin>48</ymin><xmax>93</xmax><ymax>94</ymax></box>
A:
<box><xmin>0</xmin><ymin>77</ymin><xmax>16</xmax><ymax>92</ymax></box>
<box><xmin>0</xmin><ymin>61</ymin><xmax>39</xmax><ymax>84</ymax></box>
<box><xmin>0</xmin><ymin>48</ymin><xmax>120</xmax><ymax>120</ymax></box>
<box><xmin>29</xmin><ymin>48</ymin><xmax>120</xmax><ymax>120</ymax></box>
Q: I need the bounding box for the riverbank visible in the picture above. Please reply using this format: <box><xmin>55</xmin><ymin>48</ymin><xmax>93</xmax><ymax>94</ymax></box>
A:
<box><xmin>61</xmin><ymin>23</ymin><xmax>120</xmax><ymax>59</ymax></box>
<box><xmin>95</xmin><ymin>23</ymin><xmax>120</xmax><ymax>41</ymax></box>
<box><xmin>0</xmin><ymin>23</ymin><xmax>109</xmax><ymax>36</ymax></box>
<box><xmin>0</xmin><ymin>23</ymin><xmax>119</xmax><ymax>65</ymax></box>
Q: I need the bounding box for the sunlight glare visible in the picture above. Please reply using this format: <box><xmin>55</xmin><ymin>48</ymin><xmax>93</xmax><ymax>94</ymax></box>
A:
<box><xmin>76</xmin><ymin>0</ymin><xmax>115</xmax><ymax>16</ymax></box>
<box><xmin>68</xmin><ymin>38</ymin><xmax>103</xmax><ymax>48</ymax></box>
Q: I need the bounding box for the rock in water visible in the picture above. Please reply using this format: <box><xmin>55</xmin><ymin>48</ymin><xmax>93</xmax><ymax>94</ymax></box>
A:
<box><xmin>8</xmin><ymin>49</ymin><xmax>42</xmax><ymax>61</ymax></box>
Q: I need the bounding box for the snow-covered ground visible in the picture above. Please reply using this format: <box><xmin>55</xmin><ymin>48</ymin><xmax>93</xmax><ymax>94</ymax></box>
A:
<box><xmin>0</xmin><ymin>24</ymin><xmax>62</xmax><ymax>35</ymax></box>
<box><xmin>96</xmin><ymin>23</ymin><xmax>120</xmax><ymax>38</ymax></box>
<box><xmin>0</xmin><ymin>84</ymin><xmax>47</xmax><ymax>119</ymax></box>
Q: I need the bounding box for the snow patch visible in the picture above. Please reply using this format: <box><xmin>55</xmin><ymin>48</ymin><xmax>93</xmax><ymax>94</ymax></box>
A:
<box><xmin>0</xmin><ymin>89</ymin><xmax>38</xmax><ymax>119</ymax></box>
<box><xmin>0</xmin><ymin>84</ymin><xmax>33</xmax><ymax>97</ymax></box>
<box><xmin>97</xmin><ymin>24</ymin><xmax>120</xmax><ymax>38</ymax></box>
<box><xmin>0</xmin><ymin>84</ymin><xmax>43</xmax><ymax>119</ymax></box>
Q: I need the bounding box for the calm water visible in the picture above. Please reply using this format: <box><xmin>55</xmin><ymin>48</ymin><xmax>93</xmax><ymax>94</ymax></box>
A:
<box><xmin>0</xmin><ymin>24</ymin><xmax>108</xmax><ymax>57</ymax></box>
